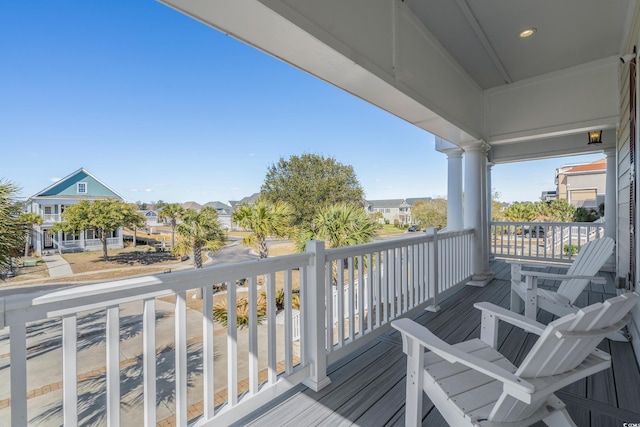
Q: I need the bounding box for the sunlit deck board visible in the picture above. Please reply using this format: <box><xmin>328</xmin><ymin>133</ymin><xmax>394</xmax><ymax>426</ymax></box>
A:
<box><xmin>232</xmin><ymin>260</ymin><xmax>640</xmax><ymax>427</ymax></box>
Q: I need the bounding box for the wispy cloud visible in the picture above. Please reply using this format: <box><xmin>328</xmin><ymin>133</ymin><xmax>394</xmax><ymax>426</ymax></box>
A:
<box><xmin>130</xmin><ymin>189</ymin><xmax>138</xmax><ymax>192</ymax></box>
<box><xmin>144</xmin><ymin>188</ymin><xmax>152</xmax><ymax>192</ymax></box>
<box><xmin>50</xmin><ymin>177</ymin><xmax>61</xmax><ymax>183</ymax></box>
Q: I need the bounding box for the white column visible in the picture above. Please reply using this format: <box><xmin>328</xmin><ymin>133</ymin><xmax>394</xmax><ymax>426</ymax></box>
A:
<box><xmin>445</xmin><ymin>149</ymin><xmax>464</xmax><ymax>231</ymax></box>
<box><xmin>464</xmin><ymin>143</ymin><xmax>493</xmax><ymax>286</ymax></box>
<box><xmin>604</xmin><ymin>148</ymin><xmax>616</xmax><ymax>240</ymax></box>
<box><xmin>486</xmin><ymin>162</ymin><xmax>494</xmax><ymax>262</ymax></box>
<box><xmin>603</xmin><ymin>148</ymin><xmax>617</xmax><ymax>271</ymax></box>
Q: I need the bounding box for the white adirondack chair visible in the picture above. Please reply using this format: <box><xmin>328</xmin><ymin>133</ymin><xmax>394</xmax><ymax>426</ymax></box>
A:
<box><xmin>509</xmin><ymin>237</ymin><xmax>618</xmax><ymax>335</ymax></box>
<box><xmin>392</xmin><ymin>292</ymin><xmax>639</xmax><ymax>427</ymax></box>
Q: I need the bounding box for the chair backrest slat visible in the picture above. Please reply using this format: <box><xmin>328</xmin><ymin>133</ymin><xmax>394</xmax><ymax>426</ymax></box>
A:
<box><xmin>557</xmin><ymin>237</ymin><xmax>614</xmax><ymax>303</ymax></box>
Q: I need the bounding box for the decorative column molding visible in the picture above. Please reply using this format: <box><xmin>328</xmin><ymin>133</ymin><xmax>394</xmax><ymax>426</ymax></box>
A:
<box><xmin>464</xmin><ymin>142</ymin><xmax>493</xmax><ymax>286</ymax></box>
<box><xmin>603</xmin><ymin>147</ymin><xmax>617</xmax><ymax>272</ymax></box>
<box><xmin>445</xmin><ymin>149</ymin><xmax>464</xmax><ymax>231</ymax></box>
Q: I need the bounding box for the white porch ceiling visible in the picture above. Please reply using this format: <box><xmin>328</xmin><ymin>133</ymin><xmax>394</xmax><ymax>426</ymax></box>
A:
<box><xmin>404</xmin><ymin>0</ymin><xmax>631</xmax><ymax>90</ymax></box>
<box><xmin>160</xmin><ymin>0</ymin><xmax>635</xmax><ymax>160</ymax></box>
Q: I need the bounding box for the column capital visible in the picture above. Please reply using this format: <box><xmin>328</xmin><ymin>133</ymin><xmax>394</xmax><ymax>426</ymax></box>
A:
<box><xmin>603</xmin><ymin>147</ymin><xmax>616</xmax><ymax>157</ymax></box>
<box><xmin>461</xmin><ymin>139</ymin><xmax>491</xmax><ymax>154</ymax></box>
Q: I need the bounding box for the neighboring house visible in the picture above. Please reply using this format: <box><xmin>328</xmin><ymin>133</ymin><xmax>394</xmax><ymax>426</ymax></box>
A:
<box><xmin>202</xmin><ymin>201</ymin><xmax>234</xmax><ymax>230</ymax></box>
<box><xmin>540</xmin><ymin>190</ymin><xmax>558</xmax><ymax>202</ymax></box>
<box><xmin>181</xmin><ymin>201</ymin><xmax>203</xmax><ymax>211</ymax></box>
<box><xmin>229</xmin><ymin>192</ymin><xmax>260</xmax><ymax>209</ymax></box>
<box><xmin>556</xmin><ymin>158</ymin><xmax>606</xmax><ymax>209</ymax></box>
<box><xmin>139</xmin><ymin>210</ymin><xmax>160</xmax><ymax>227</ymax></box>
<box><xmin>25</xmin><ymin>168</ymin><xmax>125</xmax><ymax>255</ymax></box>
<box><xmin>365</xmin><ymin>197</ymin><xmax>431</xmax><ymax>224</ymax></box>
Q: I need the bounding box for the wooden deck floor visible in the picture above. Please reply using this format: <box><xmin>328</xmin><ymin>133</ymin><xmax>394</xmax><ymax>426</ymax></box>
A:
<box><xmin>231</xmin><ymin>260</ymin><xmax>640</xmax><ymax>427</ymax></box>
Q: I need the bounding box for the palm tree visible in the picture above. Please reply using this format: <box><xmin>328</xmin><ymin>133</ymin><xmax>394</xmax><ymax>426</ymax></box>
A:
<box><xmin>172</xmin><ymin>207</ymin><xmax>226</xmax><ymax>268</ymax></box>
<box><xmin>0</xmin><ymin>180</ymin><xmax>24</xmax><ymax>273</ymax></box>
<box><xmin>296</xmin><ymin>203</ymin><xmax>380</xmax><ymax>251</ymax></box>
<box><xmin>19</xmin><ymin>212</ymin><xmax>42</xmax><ymax>257</ymax></box>
<box><xmin>159</xmin><ymin>203</ymin><xmax>184</xmax><ymax>249</ymax></box>
<box><xmin>232</xmin><ymin>198</ymin><xmax>292</xmax><ymax>259</ymax></box>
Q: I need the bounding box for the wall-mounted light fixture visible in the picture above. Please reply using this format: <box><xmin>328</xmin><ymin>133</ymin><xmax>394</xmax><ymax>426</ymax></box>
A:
<box><xmin>587</xmin><ymin>130</ymin><xmax>603</xmax><ymax>145</ymax></box>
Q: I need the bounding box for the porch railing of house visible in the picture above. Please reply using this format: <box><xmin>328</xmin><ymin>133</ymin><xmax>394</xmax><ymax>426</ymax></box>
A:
<box><xmin>1</xmin><ymin>229</ymin><xmax>473</xmax><ymax>426</ymax></box>
<box><xmin>490</xmin><ymin>221</ymin><xmax>605</xmax><ymax>263</ymax></box>
<box><xmin>42</xmin><ymin>214</ymin><xmax>62</xmax><ymax>223</ymax></box>
<box><xmin>55</xmin><ymin>237</ymin><xmax>121</xmax><ymax>252</ymax></box>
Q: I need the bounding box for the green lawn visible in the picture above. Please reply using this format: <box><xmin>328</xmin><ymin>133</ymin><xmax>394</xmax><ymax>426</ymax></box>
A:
<box><xmin>378</xmin><ymin>224</ymin><xmax>407</xmax><ymax>236</ymax></box>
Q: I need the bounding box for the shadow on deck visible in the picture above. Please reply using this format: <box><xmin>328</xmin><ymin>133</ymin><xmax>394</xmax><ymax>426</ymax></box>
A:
<box><xmin>232</xmin><ymin>260</ymin><xmax>640</xmax><ymax>427</ymax></box>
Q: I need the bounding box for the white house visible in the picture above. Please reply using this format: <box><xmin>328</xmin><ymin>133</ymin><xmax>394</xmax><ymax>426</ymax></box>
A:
<box><xmin>26</xmin><ymin>168</ymin><xmax>125</xmax><ymax>255</ymax></box>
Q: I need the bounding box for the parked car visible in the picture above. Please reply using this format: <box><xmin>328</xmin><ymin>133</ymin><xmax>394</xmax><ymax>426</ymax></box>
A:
<box><xmin>523</xmin><ymin>225</ymin><xmax>545</xmax><ymax>237</ymax></box>
<box><xmin>408</xmin><ymin>225</ymin><xmax>420</xmax><ymax>232</ymax></box>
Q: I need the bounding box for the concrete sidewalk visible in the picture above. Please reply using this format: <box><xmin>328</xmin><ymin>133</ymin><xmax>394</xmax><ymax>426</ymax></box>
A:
<box><xmin>41</xmin><ymin>254</ymin><xmax>74</xmax><ymax>278</ymax></box>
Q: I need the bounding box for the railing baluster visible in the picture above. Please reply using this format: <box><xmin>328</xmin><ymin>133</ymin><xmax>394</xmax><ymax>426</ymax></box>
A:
<box><xmin>299</xmin><ymin>267</ymin><xmax>307</xmax><ymax>366</ymax></box>
<box><xmin>174</xmin><ymin>290</ymin><xmax>187</xmax><ymax>426</ymax></box>
<box><xmin>227</xmin><ymin>281</ymin><xmax>238</xmax><ymax>405</ymax></box>
<box><xmin>324</xmin><ymin>262</ymin><xmax>332</xmax><ymax>350</ymax></box>
<box><xmin>267</xmin><ymin>272</ymin><xmax>277</xmax><ymax>384</ymax></box>
<box><xmin>106</xmin><ymin>305</ymin><xmax>120</xmax><ymax>427</ymax></box>
<box><xmin>337</xmin><ymin>261</ymin><xmax>344</xmax><ymax>346</ymax></box>
<box><xmin>248</xmin><ymin>276</ymin><xmax>259</xmax><ymax>394</ymax></box>
<box><xmin>10</xmin><ymin>323</ymin><xmax>28</xmax><ymax>426</ymax></box>
<box><xmin>366</xmin><ymin>253</ymin><xmax>373</xmax><ymax>331</ymax></box>
<box><xmin>143</xmin><ymin>298</ymin><xmax>156</xmax><ymax>427</ymax></box>
<box><xmin>62</xmin><ymin>314</ymin><xmax>78</xmax><ymax>427</ymax></box>
<box><xmin>348</xmin><ymin>257</ymin><xmax>355</xmax><ymax>341</ymax></box>
<box><xmin>357</xmin><ymin>255</ymin><xmax>364</xmax><ymax>336</ymax></box>
<box><xmin>202</xmin><ymin>286</ymin><xmax>214</xmax><ymax>420</ymax></box>
<box><xmin>285</xmin><ymin>270</ymin><xmax>293</xmax><ymax>374</ymax></box>
<box><xmin>375</xmin><ymin>251</ymin><xmax>382</xmax><ymax>326</ymax></box>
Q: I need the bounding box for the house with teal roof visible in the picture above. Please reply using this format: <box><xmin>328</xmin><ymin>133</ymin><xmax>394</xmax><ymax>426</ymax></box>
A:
<box><xmin>26</xmin><ymin>168</ymin><xmax>125</xmax><ymax>255</ymax></box>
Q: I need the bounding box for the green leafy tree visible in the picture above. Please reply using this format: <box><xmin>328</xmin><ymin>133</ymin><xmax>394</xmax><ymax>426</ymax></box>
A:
<box><xmin>19</xmin><ymin>212</ymin><xmax>42</xmax><ymax>257</ymax></box>
<box><xmin>295</xmin><ymin>203</ymin><xmax>380</xmax><ymax>252</ymax></box>
<box><xmin>503</xmin><ymin>202</ymin><xmax>538</xmax><ymax>222</ymax></box>
<box><xmin>172</xmin><ymin>207</ymin><xmax>227</xmax><ymax>269</ymax></box>
<box><xmin>123</xmin><ymin>203</ymin><xmax>146</xmax><ymax>248</ymax></box>
<box><xmin>411</xmin><ymin>199</ymin><xmax>448</xmax><ymax>230</ymax></box>
<box><xmin>232</xmin><ymin>198</ymin><xmax>292</xmax><ymax>258</ymax></box>
<box><xmin>54</xmin><ymin>199</ymin><xmax>144</xmax><ymax>260</ymax></box>
<box><xmin>0</xmin><ymin>180</ymin><xmax>25</xmax><ymax>273</ymax></box>
<box><xmin>261</xmin><ymin>153</ymin><xmax>365</xmax><ymax>226</ymax></box>
<box><xmin>159</xmin><ymin>203</ymin><xmax>184</xmax><ymax>248</ymax></box>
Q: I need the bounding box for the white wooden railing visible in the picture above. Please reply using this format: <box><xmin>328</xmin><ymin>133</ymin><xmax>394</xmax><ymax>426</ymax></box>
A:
<box><xmin>42</xmin><ymin>214</ymin><xmax>62</xmax><ymax>223</ymax></box>
<box><xmin>0</xmin><ymin>229</ymin><xmax>474</xmax><ymax>426</ymax></box>
<box><xmin>490</xmin><ymin>221</ymin><xmax>605</xmax><ymax>263</ymax></box>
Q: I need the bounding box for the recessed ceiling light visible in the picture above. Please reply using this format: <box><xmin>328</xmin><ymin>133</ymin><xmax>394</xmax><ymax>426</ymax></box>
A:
<box><xmin>519</xmin><ymin>28</ymin><xmax>537</xmax><ymax>38</ymax></box>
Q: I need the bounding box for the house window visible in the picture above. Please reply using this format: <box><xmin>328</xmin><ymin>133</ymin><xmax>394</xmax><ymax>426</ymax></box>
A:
<box><xmin>77</xmin><ymin>182</ymin><xmax>87</xmax><ymax>194</ymax></box>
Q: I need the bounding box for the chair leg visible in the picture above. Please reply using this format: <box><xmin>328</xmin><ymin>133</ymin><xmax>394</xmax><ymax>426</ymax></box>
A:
<box><xmin>510</xmin><ymin>287</ymin><xmax>522</xmax><ymax>313</ymax></box>
<box><xmin>542</xmin><ymin>408</ymin><xmax>577</xmax><ymax>426</ymax></box>
<box><xmin>404</xmin><ymin>340</ymin><xmax>424</xmax><ymax>427</ymax></box>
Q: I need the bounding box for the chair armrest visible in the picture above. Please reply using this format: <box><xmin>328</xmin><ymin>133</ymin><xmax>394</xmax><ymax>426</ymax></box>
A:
<box><xmin>519</xmin><ymin>271</ymin><xmax>607</xmax><ymax>284</ymax></box>
<box><xmin>506</xmin><ymin>260</ymin><xmax>570</xmax><ymax>270</ymax></box>
<box><xmin>474</xmin><ymin>302</ymin><xmax>546</xmax><ymax>336</ymax></box>
<box><xmin>391</xmin><ymin>318</ymin><xmax>535</xmax><ymax>396</ymax></box>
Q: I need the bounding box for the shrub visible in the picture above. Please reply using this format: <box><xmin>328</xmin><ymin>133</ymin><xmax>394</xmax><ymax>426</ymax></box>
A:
<box><xmin>564</xmin><ymin>244</ymin><xmax>579</xmax><ymax>256</ymax></box>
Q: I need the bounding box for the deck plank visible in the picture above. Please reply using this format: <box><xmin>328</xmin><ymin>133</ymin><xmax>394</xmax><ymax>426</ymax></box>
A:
<box><xmin>236</xmin><ymin>260</ymin><xmax>640</xmax><ymax>427</ymax></box>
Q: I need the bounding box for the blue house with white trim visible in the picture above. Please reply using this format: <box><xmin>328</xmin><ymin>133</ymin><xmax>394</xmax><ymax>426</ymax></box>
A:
<box><xmin>26</xmin><ymin>168</ymin><xmax>126</xmax><ymax>255</ymax></box>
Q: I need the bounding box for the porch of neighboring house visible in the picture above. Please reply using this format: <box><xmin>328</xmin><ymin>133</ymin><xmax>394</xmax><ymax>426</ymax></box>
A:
<box><xmin>231</xmin><ymin>259</ymin><xmax>640</xmax><ymax>427</ymax></box>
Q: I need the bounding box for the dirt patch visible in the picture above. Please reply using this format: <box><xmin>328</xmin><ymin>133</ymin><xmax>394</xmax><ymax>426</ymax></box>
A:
<box><xmin>62</xmin><ymin>246</ymin><xmax>182</xmax><ymax>274</ymax></box>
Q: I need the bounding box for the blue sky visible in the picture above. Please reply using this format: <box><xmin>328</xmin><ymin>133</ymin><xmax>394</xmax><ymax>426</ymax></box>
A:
<box><xmin>1</xmin><ymin>1</ymin><xmax>602</xmax><ymax>205</ymax></box>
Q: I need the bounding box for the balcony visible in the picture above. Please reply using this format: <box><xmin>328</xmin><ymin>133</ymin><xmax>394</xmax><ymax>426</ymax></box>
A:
<box><xmin>42</xmin><ymin>214</ymin><xmax>62</xmax><ymax>223</ymax></box>
<box><xmin>0</xmin><ymin>229</ymin><xmax>637</xmax><ymax>426</ymax></box>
